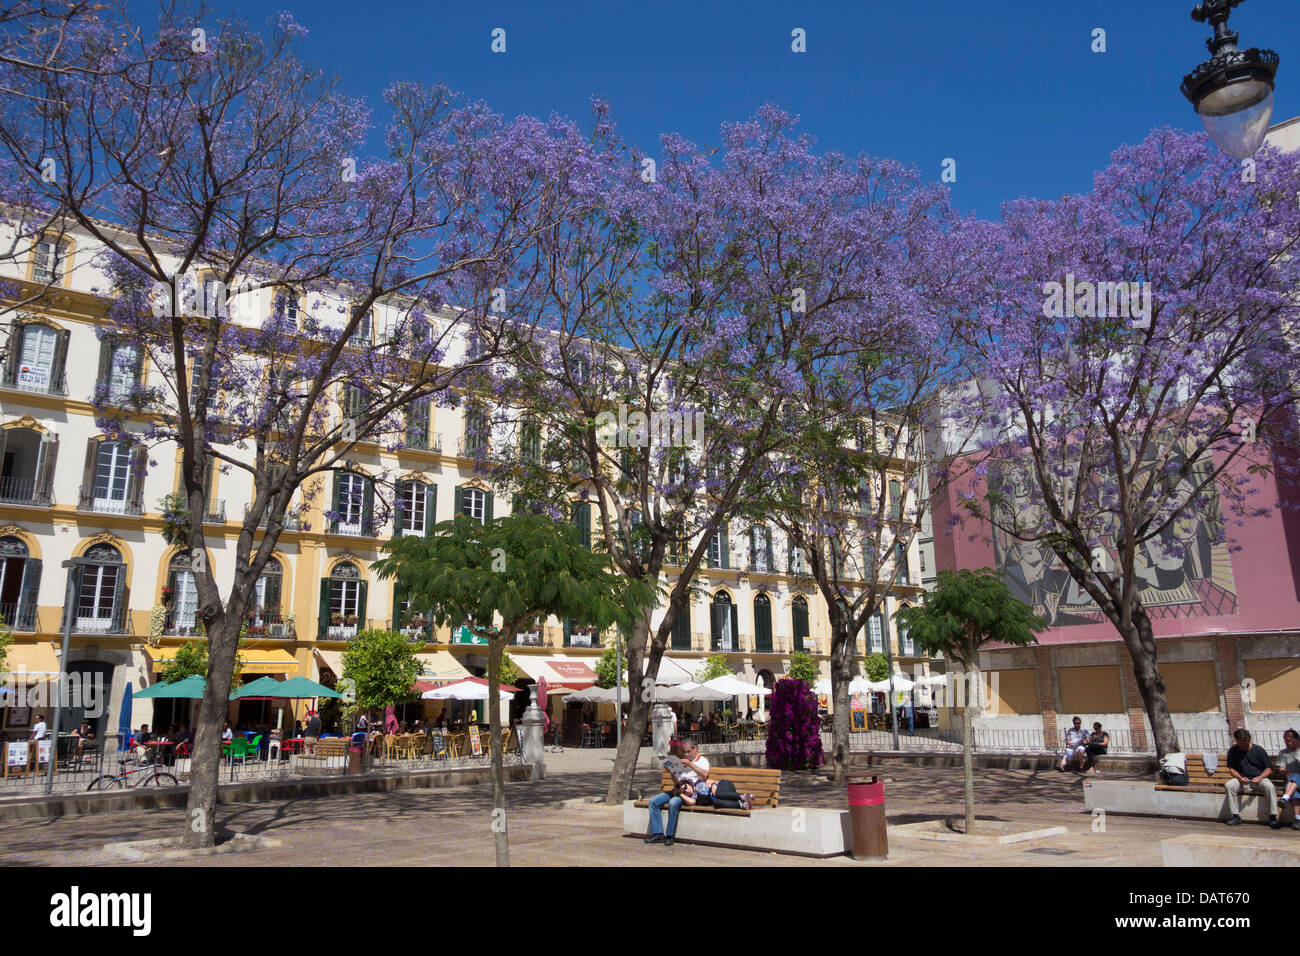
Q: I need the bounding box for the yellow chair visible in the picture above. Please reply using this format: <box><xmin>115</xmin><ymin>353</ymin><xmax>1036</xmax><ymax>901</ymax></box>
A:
<box><xmin>384</xmin><ymin>734</ymin><xmax>399</xmax><ymax>760</ymax></box>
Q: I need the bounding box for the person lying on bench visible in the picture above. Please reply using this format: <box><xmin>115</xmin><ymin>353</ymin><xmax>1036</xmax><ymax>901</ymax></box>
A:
<box><xmin>1276</xmin><ymin>728</ymin><xmax>1300</xmax><ymax>830</ymax></box>
<box><xmin>1224</xmin><ymin>728</ymin><xmax>1280</xmax><ymax>829</ymax></box>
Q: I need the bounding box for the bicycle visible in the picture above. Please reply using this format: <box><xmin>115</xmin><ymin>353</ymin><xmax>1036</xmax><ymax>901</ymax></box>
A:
<box><xmin>87</xmin><ymin>755</ymin><xmax>180</xmax><ymax>790</ymax></box>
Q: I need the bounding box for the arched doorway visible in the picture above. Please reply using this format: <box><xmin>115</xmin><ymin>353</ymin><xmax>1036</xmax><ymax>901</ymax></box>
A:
<box><xmin>710</xmin><ymin>590</ymin><xmax>736</xmax><ymax>652</ymax></box>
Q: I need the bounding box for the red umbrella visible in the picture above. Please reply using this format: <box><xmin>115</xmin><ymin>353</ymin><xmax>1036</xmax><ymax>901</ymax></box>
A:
<box><xmin>539</xmin><ymin>677</ymin><xmax>550</xmax><ymax>733</ymax></box>
<box><xmin>384</xmin><ymin>704</ymin><xmax>398</xmax><ymax>734</ymax></box>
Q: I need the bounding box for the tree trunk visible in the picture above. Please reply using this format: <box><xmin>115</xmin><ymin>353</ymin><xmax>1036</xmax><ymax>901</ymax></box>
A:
<box><xmin>182</xmin><ymin>612</ymin><xmax>241</xmax><ymax>849</ymax></box>
<box><xmin>828</xmin><ymin>607</ymin><xmax>853</xmax><ymax>784</ymax></box>
<box><xmin>1115</xmin><ymin>608</ymin><xmax>1179</xmax><ymax>758</ymax></box>
<box><xmin>605</xmin><ymin>611</ymin><xmax>652</xmax><ymax>803</ymax></box>
<box><xmin>963</xmin><ymin>662</ymin><xmax>977</xmax><ymax>835</ymax></box>
<box><xmin>488</xmin><ymin>634</ymin><xmax>509</xmax><ymax>867</ymax></box>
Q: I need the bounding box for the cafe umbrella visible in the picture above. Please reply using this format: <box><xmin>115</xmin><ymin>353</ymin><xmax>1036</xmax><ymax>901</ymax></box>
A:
<box><xmin>133</xmin><ymin>675</ymin><xmax>208</xmax><ymax>699</ymax></box>
<box><xmin>117</xmin><ymin>682</ymin><xmax>133</xmax><ymax>751</ymax></box>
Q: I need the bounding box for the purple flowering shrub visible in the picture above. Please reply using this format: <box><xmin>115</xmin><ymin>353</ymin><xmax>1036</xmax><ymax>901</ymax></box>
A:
<box><xmin>765</xmin><ymin>678</ymin><xmax>823</xmax><ymax>772</ymax></box>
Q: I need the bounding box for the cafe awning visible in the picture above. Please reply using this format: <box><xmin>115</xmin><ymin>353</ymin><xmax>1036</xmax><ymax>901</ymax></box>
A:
<box><xmin>512</xmin><ymin>655</ymin><xmax>597</xmax><ymax>690</ymax></box>
<box><xmin>148</xmin><ymin>646</ymin><xmax>299</xmax><ymax>675</ymax></box>
<box><xmin>414</xmin><ymin>652</ymin><xmax>471</xmax><ymax>687</ymax></box>
<box><xmin>649</xmin><ymin>656</ymin><xmax>696</xmax><ymax>686</ymax></box>
<box><xmin>313</xmin><ymin>648</ymin><xmax>343</xmax><ymax>682</ymax></box>
<box><xmin>4</xmin><ymin>643</ymin><xmax>60</xmax><ymax>682</ymax></box>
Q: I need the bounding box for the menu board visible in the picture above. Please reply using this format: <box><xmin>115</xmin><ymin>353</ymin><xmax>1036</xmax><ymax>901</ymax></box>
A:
<box><xmin>851</xmin><ymin>710</ymin><xmax>867</xmax><ymax>730</ymax></box>
<box><xmin>6</xmin><ymin>741</ymin><xmax>27</xmax><ymax>768</ymax></box>
<box><xmin>430</xmin><ymin>732</ymin><xmax>447</xmax><ymax>759</ymax></box>
<box><xmin>468</xmin><ymin>725</ymin><xmax>482</xmax><ymax>756</ymax></box>
<box><xmin>37</xmin><ymin>740</ymin><xmax>51</xmax><ymax>764</ymax></box>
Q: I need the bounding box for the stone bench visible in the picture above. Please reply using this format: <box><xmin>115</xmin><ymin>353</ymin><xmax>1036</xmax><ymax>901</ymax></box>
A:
<box><xmin>622</xmin><ymin>800</ymin><xmax>851</xmax><ymax>857</ymax></box>
<box><xmin>1083</xmin><ymin>779</ymin><xmax>1297</xmax><ymax>824</ymax></box>
<box><xmin>1162</xmin><ymin>833</ymin><xmax>1300</xmax><ymax>867</ymax></box>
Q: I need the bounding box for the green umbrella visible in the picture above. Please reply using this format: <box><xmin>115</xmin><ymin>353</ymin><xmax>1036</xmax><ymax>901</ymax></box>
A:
<box><xmin>133</xmin><ymin>675</ymin><xmax>207</xmax><ymax>699</ymax></box>
<box><xmin>229</xmin><ymin>676</ymin><xmax>286</xmax><ymax>699</ymax></box>
<box><xmin>273</xmin><ymin>675</ymin><xmax>341</xmax><ymax>699</ymax></box>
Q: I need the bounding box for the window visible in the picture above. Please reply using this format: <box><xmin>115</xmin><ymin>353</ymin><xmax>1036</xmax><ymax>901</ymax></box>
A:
<box><xmin>707</xmin><ymin>527</ymin><xmax>728</xmax><ymax>569</ymax></box>
<box><xmin>332</xmin><ymin>471</ymin><xmax>371</xmax><ymax>535</ymax></box>
<box><xmin>251</xmin><ymin>559</ymin><xmax>283</xmax><ymax>632</ymax></box>
<box><xmin>200</xmin><ymin>275</ymin><xmax>223</xmax><ymax>318</ymax></box>
<box><xmin>753</xmin><ymin>593</ymin><xmax>773</xmax><ymax>652</ymax></box>
<box><xmin>349</xmin><ymin>309</ymin><xmax>373</xmax><ymax>347</ymax></box>
<box><xmin>396</xmin><ymin>480</ymin><xmax>434</xmax><ymax>536</ymax></box>
<box><xmin>458</xmin><ymin>486</ymin><xmax>489</xmax><ymax>524</ymax></box>
<box><xmin>405</xmin><ymin>399</ymin><xmax>432</xmax><ymax>450</ymax></box>
<box><xmin>750</xmin><ymin>526</ymin><xmax>773</xmax><ymax>573</ymax></box>
<box><xmin>711</xmin><ymin>590</ymin><xmax>736</xmax><ymax>652</ymax></box>
<box><xmin>896</xmin><ymin>542</ymin><xmax>910</xmax><ymax>585</ymax></box>
<box><xmin>104</xmin><ymin>342</ymin><xmax>140</xmax><ymax>403</ymax></box>
<box><xmin>92</xmin><ymin>441</ymin><xmax>133</xmax><ymax>513</ymax></box>
<box><xmin>165</xmin><ymin>553</ymin><xmax>200</xmax><ymax>634</ymax></box>
<box><xmin>321</xmin><ymin>561</ymin><xmax>366</xmax><ymax>639</ymax></box>
<box><xmin>789</xmin><ymin>541</ymin><xmax>809</xmax><ymax>575</ymax></box>
<box><xmin>889</xmin><ymin>479</ymin><xmax>902</xmax><ymax>520</ymax></box>
<box><xmin>32</xmin><ymin>238</ymin><xmax>68</xmax><ymax>284</ymax></box>
<box><xmin>0</xmin><ymin>536</ymin><xmax>39</xmax><ymax>631</ymax></box>
<box><xmin>671</xmin><ymin>599</ymin><xmax>692</xmax><ymax>650</ymax></box>
<box><xmin>342</xmin><ymin>384</ymin><xmax>366</xmax><ymax>421</ymax></box>
<box><xmin>899</xmin><ymin>614</ymin><xmax>915</xmax><ymax>656</ymax></box>
<box><xmin>568</xmin><ymin>354</ymin><xmax>591</xmax><ymax>385</ymax></box>
<box><xmin>572</xmin><ymin>501</ymin><xmax>592</xmax><ymax>550</ymax></box>
<box><xmin>520</xmin><ymin>420</ymin><xmax>541</xmax><ymax>464</ymax></box>
<box><xmin>9</xmin><ymin>323</ymin><xmax>69</xmax><ymax>393</ymax></box>
<box><xmin>792</xmin><ymin>595</ymin><xmax>810</xmax><ymax>651</ymax></box>
<box><xmin>868</xmin><ymin>613</ymin><xmax>884</xmax><ymax>653</ymax></box>
<box><xmin>463</xmin><ymin>405</ymin><xmax>488</xmax><ymax>457</ymax></box>
<box><xmin>0</xmin><ymin>427</ymin><xmax>58</xmax><ymax>506</ymax></box>
<box><xmin>75</xmin><ymin>545</ymin><xmax>123</xmax><ymax>633</ymax></box>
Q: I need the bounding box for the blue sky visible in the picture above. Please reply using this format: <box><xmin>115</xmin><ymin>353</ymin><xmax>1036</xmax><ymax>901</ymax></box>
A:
<box><xmin>189</xmin><ymin>0</ymin><xmax>1299</xmax><ymax>220</ymax></box>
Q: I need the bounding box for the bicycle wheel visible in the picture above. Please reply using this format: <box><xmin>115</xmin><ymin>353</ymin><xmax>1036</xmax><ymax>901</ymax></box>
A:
<box><xmin>141</xmin><ymin>772</ymin><xmax>179</xmax><ymax>788</ymax></box>
<box><xmin>87</xmin><ymin>775</ymin><xmax>122</xmax><ymax>791</ymax></box>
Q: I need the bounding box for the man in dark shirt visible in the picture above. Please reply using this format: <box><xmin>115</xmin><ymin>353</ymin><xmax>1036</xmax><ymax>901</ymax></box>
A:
<box><xmin>304</xmin><ymin>710</ymin><xmax>323</xmax><ymax>754</ymax></box>
<box><xmin>1224</xmin><ymin>729</ymin><xmax>1279</xmax><ymax>828</ymax></box>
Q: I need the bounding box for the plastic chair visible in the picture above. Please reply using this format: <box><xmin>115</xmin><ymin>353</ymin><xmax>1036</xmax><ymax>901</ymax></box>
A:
<box><xmin>384</xmin><ymin>734</ymin><xmax>399</xmax><ymax>760</ymax></box>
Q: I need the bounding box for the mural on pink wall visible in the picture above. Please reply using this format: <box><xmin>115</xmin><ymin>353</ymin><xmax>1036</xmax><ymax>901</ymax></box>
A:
<box><xmin>988</xmin><ymin>440</ymin><xmax>1237</xmax><ymax>628</ymax></box>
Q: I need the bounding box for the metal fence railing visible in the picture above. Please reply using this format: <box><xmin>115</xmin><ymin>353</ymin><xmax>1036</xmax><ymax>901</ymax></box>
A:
<box><xmin>824</xmin><ymin>725</ymin><xmax>1292</xmax><ymax>757</ymax></box>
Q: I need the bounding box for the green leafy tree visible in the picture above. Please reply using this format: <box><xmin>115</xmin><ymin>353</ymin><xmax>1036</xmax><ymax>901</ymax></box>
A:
<box><xmin>0</xmin><ymin>626</ymin><xmax>11</xmax><ymax>680</ymax></box>
<box><xmin>594</xmin><ymin>641</ymin><xmax>627</xmax><ymax>690</ymax></box>
<box><xmin>787</xmin><ymin>651</ymin><xmax>819</xmax><ymax>686</ymax></box>
<box><xmin>498</xmin><ymin>652</ymin><xmax>520</xmax><ymax>690</ymax></box>
<box><xmin>863</xmin><ymin>652</ymin><xmax>889</xmax><ymax>683</ymax></box>
<box><xmin>159</xmin><ymin>639</ymin><xmax>245</xmax><ymax>684</ymax></box>
<box><xmin>341</xmin><ymin>629</ymin><xmax>421</xmax><ymax>711</ymax></box>
<box><xmin>894</xmin><ymin>568</ymin><xmax>1044</xmax><ymax>834</ymax></box>
<box><xmin>694</xmin><ymin>655</ymin><xmax>731</xmax><ymax>683</ymax></box>
<box><xmin>374</xmin><ymin>513</ymin><xmax>652</xmax><ymax>867</ymax></box>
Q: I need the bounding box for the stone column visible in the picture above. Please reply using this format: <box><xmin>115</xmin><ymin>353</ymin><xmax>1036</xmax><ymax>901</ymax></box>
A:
<box><xmin>520</xmin><ymin>686</ymin><xmax>546</xmax><ymax>781</ymax></box>
<box><xmin>1035</xmin><ymin>646</ymin><xmax>1060</xmax><ymax>750</ymax></box>
<box><xmin>651</xmin><ymin>702</ymin><xmax>675</xmax><ymax>761</ymax></box>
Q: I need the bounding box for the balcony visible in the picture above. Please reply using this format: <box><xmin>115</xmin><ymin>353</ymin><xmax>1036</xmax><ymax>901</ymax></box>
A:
<box><xmin>323</xmin><ymin>618</ymin><xmax>360</xmax><ymax>640</ymax></box>
<box><xmin>242</xmin><ymin>504</ymin><xmax>305</xmax><ymax>531</ymax></box>
<box><xmin>457</xmin><ymin>435</ymin><xmax>489</xmax><ymax>459</ymax></box>
<box><xmin>0</xmin><ymin>475</ymin><xmax>53</xmax><ymax>507</ymax></box>
<box><xmin>0</xmin><ymin>364</ymin><xmax>68</xmax><ymax>396</ymax></box>
<box><xmin>245</xmin><ymin>609</ymin><xmax>291</xmax><ymax>639</ymax></box>
<box><xmin>328</xmin><ymin>515</ymin><xmax>376</xmax><ymax>538</ymax></box>
<box><xmin>203</xmin><ymin>500</ymin><xmax>226</xmax><ymax>524</ymax></box>
<box><xmin>77</xmin><ymin>486</ymin><xmax>143</xmax><ymax>517</ymax></box>
<box><xmin>0</xmin><ymin>603</ymin><xmax>38</xmax><ymax>632</ymax></box>
<box><xmin>72</xmin><ymin>614</ymin><xmax>132</xmax><ymax>636</ymax></box>
<box><xmin>404</xmin><ymin>430</ymin><xmax>443</xmax><ymax>454</ymax></box>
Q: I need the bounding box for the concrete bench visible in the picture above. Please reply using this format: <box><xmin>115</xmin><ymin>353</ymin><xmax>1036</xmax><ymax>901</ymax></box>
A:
<box><xmin>1084</xmin><ymin>778</ymin><xmax>1296</xmax><ymax>825</ymax></box>
<box><xmin>622</xmin><ymin>800</ymin><xmax>850</xmax><ymax>857</ymax></box>
<box><xmin>1163</xmin><ymin>833</ymin><xmax>1300</xmax><ymax>867</ymax></box>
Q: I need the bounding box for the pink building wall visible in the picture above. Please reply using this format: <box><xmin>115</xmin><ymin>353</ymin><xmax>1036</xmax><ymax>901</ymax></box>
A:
<box><xmin>932</xmin><ymin>448</ymin><xmax>1300</xmax><ymax>646</ymax></box>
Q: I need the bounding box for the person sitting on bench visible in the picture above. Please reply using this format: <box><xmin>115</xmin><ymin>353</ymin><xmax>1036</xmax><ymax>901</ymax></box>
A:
<box><xmin>1275</xmin><ymin>728</ymin><xmax>1300</xmax><ymax>829</ymax></box>
<box><xmin>1224</xmin><ymin>728</ymin><xmax>1280</xmax><ymax>828</ymax></box>
<box><xmin>1058</xmin><ymin>716</ymin><xmax>1089</xmax><ymax>772</ymax></box>
<box><xmin>1083</xmin><ymin>722</ymin><xmax>1109</xmax><ymax>774</ymax></box>
<box><xmin>646</xmin><ymin>739</ymin><xmax>709</xmax><ymax>847</ymax></box>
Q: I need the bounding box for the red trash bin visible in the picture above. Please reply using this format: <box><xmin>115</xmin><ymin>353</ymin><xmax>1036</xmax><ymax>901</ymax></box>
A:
<box><xmin>847</xmin><ymin>776</ymin><xmax>888</xmax><ymax>859</ymax></box>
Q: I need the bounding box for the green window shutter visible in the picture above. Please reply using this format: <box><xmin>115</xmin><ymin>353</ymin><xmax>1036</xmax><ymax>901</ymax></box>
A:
<box><xmin>330</xmin><ymin>472</ymin><xmax>341</xmax><ymax>533</ymax></box>
<box><xmin>454</xmin><ymin>485</ymin><xmax>464</xmax><ymax>518</ymax></box>
<box><xmin>318</xmin><ymin>579</ymin><xmax>330</xmax><ymax>639</ymax></box>
<box><xmin>362</xmin><ymin>477</ymin><xmax>375</xmax><ymax>535</ymax></box>
<box><xmin>730</xmin><ymin>604</ymin><xmax>739</xmax><ymax>649</ymax></box>
<box><xmin>50</xmin><ymin>328</ymin><xmax>71</xmax><ymax>391</ymax></box>
<box><xmin>18</xmin><ymin>559</ymin><xmax>41</xmax><ymax>629</ymax></box>
<box><xmin>485</xmin><ymin>491</ymin><xmax>494</xmax><ymax>522</ymax></box>
<box><xmin>671</xmin><ymin>602</ymin><xmax>691</xmax><ymax>650</ymax></box>
<box><xmin>563</xmin><ymin>618</ymin><xmax>571</xmax><ymax>648</ymax></box>
<box><xmin>720</xmin><ymin>526</ymin><xmax>730</xmax><ymax>570</ymax></box>
<box><xmin>95</xmin><ymin>337</ymin><xmax>114</xmax><ymax>392</ymax></box>
<box><xmin>393</xmin><ymin>482</ymin><xmax>404</xmax><ymax>540</ymax></box>
<box><xmin>792</xmin><ymin>600</ymin><xmax>809</xmax><ymax>647</ymax></box>
<box><xmin>392</xmin><ymin>583</ymin><xmax>403</xmax><ymax>630</ymax></box>
<box><xmin>710</xmin><ymin>601</ymin><xmax>722</xmax><ymax>650</ymax></box>
<box><xmin>754</xmin><ymin>596</ymin><xmax>772</xmax><ymax>652</ymax></box>
<box><xmin>425</xmin><ymin>485</ymin><xmax>437</xmax><ymax>537</ymax></box>
<box><xmin>357</xmin><ymin>579</ymin><xmax>368</xmax><ymax>629</ymax></box>
<box><xmin>574</xmin><ymin>501</ymin><xmax>591</xmax><ymax>550</ymax></box>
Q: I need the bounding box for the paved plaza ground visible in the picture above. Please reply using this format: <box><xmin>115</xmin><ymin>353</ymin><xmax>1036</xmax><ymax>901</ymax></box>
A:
<box><xmin>0</xmin><ymin>748</ymin><xmax>1293</xmax><ymax>866</ymax></box>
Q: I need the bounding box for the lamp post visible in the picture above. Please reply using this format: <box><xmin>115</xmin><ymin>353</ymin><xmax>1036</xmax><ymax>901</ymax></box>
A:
<box><xmin>1181</xmin><ymin>0</ymin><xmax>1280</xmax><ymax>159</ymax></box>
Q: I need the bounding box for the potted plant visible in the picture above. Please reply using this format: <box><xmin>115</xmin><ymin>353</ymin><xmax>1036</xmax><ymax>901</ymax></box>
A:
<box><xmin>344</xmin><ymin>614</ymin><xmax>358</xmax><ymax>626</ymax></box>
<box><xmin>330</xmin><ymin>612</ymin><xmax>343</xmax><ymax>625</ymax></box>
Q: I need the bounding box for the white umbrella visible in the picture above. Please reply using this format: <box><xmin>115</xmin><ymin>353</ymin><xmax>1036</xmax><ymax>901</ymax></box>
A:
<box><xmin>567</xmin><ymin>685</ymin><xmax>631</xmax><ymax>704</ymax></box>
<box><xmin>914</xmin><ymin>673</ymin><xmax>949</xmax><ymax>687</ymax></box>
<box><xmin>657</xmin><ymin>683</ymin><xmax>730</xmax><ymax>702</ymax></box>
<box><xmin>421</xmin><ymin>678</ymin><xmax>515</xmax><ymax>703</ymax></box>
<box><xmin>702</xmin><ymin>675</ymin><xmax>771</xmax><ymax>697</ymax></box>
<box><xmin>813</xmin><ymin>678</ymin><xmax>832</xmax><ymax>695</ymax></box>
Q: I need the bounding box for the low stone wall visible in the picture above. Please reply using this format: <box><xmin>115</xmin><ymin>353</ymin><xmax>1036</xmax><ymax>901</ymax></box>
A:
<box><xmin>1083</xmin><ymin>778</ymin><xmax>1295</xmax><ymax>824</ymax></box>
<box><xmin>0</xmin><ymin>763</ymin><xmax>535</xmax><ymax>822</ymax></box>
<box><xmin>623</xmin><ymin>800</ymin><xmax>850</xmax><ymax>857</ymax></box>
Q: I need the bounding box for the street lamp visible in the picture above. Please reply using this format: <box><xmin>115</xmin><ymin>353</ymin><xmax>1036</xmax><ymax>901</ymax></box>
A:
<box><xmin>1181</xmin><ymin>0</ymin><xmax>1280</xmax><ymax>159</ymax></box>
